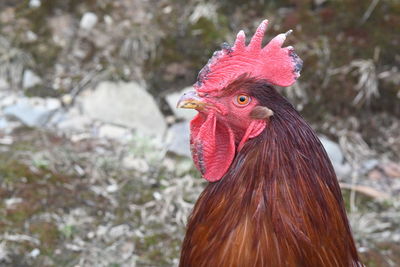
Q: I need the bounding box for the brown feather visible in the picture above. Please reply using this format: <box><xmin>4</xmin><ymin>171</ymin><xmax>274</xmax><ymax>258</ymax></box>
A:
<box><xmin>180</xmin><ymin>79</ymin><xmax>361</xmax><ymax>267</ymax></box>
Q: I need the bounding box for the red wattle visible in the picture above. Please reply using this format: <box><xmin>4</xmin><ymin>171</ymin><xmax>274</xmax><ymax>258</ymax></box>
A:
<box><xmin>190</xmin><ymin>112</ymin><xmax>235</xmax><ymax>182</ymax></box>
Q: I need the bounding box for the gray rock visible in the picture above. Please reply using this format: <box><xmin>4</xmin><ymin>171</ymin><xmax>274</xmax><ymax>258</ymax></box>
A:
<box><xmin>0</xmin><ymin>93</ymin><xmax>18</xmax><ymax>109</ymax></box>
<box><xmin>0</xmin><ymin>136</ymin><xmax>13</xmax><ymax>145</ymax></box>
<box><xmin>47</xmin><ymin>109</ymin><xmax>67</xmax><ymax>127</ymax></box>
<box><xmin>166</xmin><ymin>121</ymin><xmax>191</xmax><ymax>157</ymax></box>
<box><xmin>106</xmin><ymin>184</ymin><xmax>119</xmax><ymax>193</ymax></box>
<box><xmin>319</xmin><ymin>136</ymin><xmax>351</xmax><ymax>178</ymax></box>
<box><xmin>362</xmin><ymin>159</ymin><xmax>379</xmax><ymax>172</ymax></box>
<box><xmin>319</xmin><ymin>136</ymin><xmax>343</xmax><ymax>163</ymax></box>
<box><xmin>3</xmin><ymin>98</ymin><xmax>60</xmax><ymax>127</ymax></box>
<box><xmin>108</xmin><ymin>224</ymin><xmax>129</xmax><ymax>239</ymax></box>
<box><xmin>165</xmin><ymin>86</ymin><xmax>198</xmax><ymax>120</ymax></box>
<box><xmin>29</xmin><ymin>248</ymin><xmax>40</xmax><ymax>258</ymax></box>
<box><xmin>80</xmin><ymin>12</ymin><xmax>98</xmax><ymax>30</ymax></box>
<box><xmin>96</xmin><ymin>225</ymin><xmax>109</xmax><ymax>238</ymax></box>
<box><xmin>81</xmin><ymin>81</ymin><xmax>166</xmax><ymax>137</ymax></box>
<box><xmin>337</xmin><ymin>166</ymin><xmax>352</xmax><ymax>179</ymax></box>
<box><xmin>55</xmin><ymin>107</ymin><xmax>92</xmax><ymax>132</ymax></box>
<box><xmin>0</xmin><ymin>79</ymin><xmax>9</xmax><ymax>90</ymax></box>
<box><xmin>0</xmin><ymin>117</ymin><xmax>8</xmax><ymax>129</ymax></box>
<box><xmin>4</xmin><ymin>198</ymin><xmax>23</xmax><ymax>209</ymax></box>
<box><xmin>119</xmin><ymin>242</ymin><xmax>134</xmax><ymax>261</ymax></box>
<box><xmin>0</xmin><ymin>113</ymin><xmax>22</xmax><ymax>134</ymax></box>
<box><xmin>122</xmin><ymin>156</ymin><xmax>150</xmax><ymax>172</ymax></box>
<box><xmin>22</xmin><ymin>70</ymin><xmax>42</xmax><ymax>88</ymax></box>
<box><xmin>98</xmin><ymin>124</ymin><xmax>131</xmax><ymax>140</ymax></box>
<box><xmin>26</xmin><ymin>31</ymin><xmax>38</xmax><ymax>42</ymax></box>
<box><xmin>29</xmin><ymin>0</ymin><xmax>41</xmax><ymax>8</ymax></box>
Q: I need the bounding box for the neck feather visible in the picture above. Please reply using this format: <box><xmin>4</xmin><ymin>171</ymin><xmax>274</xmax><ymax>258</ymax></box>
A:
<box><xmin>180</xmin><ymin>89</ymin><xmax>360</xmax><ymax>266</ymax></box>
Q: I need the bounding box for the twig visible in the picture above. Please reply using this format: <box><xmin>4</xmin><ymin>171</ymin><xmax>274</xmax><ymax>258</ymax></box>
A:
<box><xmin>68</xmin><ymin>65</ymin><xmax>103</xmax><ymax>106</ymax></box>
<box><xmin>340</xmin><ymin>182</ymin><xmax>390</xmax><ymax>200</ymax></box>
<box><xmin>360</xmin><ymin>0</ymin><xmax>380</xmax><ymax>25</ymax></box>
<box><xmin>2</xmin><ymin>234</ymin><xmax>40</xmax><ymax>245</ymax></box>
<box><xmin>349</xmin><ymin>171</ymin><xmax>358</xmax><ymax>212</ymax></box>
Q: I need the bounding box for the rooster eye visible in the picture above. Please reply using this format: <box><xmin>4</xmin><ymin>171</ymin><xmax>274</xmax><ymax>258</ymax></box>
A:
<box><xmin>235</xmin><ymin>94</ymin><xmax>251</xmax><ymax>106</ymax></box>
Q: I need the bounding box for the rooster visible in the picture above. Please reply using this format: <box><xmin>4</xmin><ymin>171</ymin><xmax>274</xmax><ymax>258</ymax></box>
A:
<box><xmin>176</xmin><ymin>20</ymin><xmax>361</xmax><ymax>266</ymax></box>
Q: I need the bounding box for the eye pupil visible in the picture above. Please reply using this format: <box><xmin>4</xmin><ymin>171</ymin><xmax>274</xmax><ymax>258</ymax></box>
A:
<box><xmin>234</xmin><ymin>94</ymin><xmax>250</xmax><ymax>106</ymax></box>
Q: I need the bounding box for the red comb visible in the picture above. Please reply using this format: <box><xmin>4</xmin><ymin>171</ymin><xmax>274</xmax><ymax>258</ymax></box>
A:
<box><xmin>194</xmin><ymin>20</ymin><xmax>302</xmax><ymax>93</ymax></box>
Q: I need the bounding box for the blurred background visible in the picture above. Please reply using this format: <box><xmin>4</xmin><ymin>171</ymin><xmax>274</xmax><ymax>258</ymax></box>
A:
<box><xmin>0</xmin><ymin>0</ymin><xmax>399</xmax><ymax>266</ymax></box>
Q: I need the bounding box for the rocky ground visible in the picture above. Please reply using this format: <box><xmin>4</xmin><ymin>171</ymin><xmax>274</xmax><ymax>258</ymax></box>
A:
<box><xmin>0</xmin><ymin>0</ymin><xmax>399</xmax><ymax>266</ymax></box>
<box><xmin>1</xmin><ymin>83</ymin><xmax>399</xmax><ymax>266</ymax></box>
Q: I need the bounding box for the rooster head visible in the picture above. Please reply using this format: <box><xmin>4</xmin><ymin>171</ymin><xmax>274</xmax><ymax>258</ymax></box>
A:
<box><xmin>177</xmin><ymin>19</ymin><xmax>302</xmax><ymax>182</ymax></box>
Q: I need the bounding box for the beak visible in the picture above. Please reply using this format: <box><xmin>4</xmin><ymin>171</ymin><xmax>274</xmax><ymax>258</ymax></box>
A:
<box><xmin>176</xmin><ymin>90</ymin><xmax>206</xmax><ymax>110</ymax></box>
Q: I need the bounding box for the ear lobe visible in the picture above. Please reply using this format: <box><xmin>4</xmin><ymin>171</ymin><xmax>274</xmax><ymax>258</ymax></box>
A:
<box><xmin>237</xmin><ymin>120</ymin><xmax>266</xmax><ymax>151</ymax></box>
<box><xmin>250</xmin><ymin>106</ymin><xmax>274</xmax><ymax>119</ymax></box>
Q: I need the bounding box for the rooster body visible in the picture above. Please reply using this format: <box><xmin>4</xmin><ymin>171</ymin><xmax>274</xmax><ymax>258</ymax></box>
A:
<box><xmin>177</xmin><ymin>20</ymin><xmax>360</xmax><ymax>267</ymax></box>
